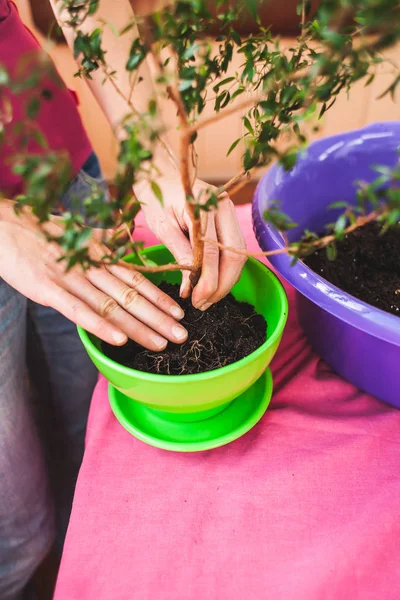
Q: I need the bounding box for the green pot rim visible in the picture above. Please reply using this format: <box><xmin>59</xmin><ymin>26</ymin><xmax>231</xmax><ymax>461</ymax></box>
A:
<box><xmin>77</xmin><ymin>247</ymin><xmax>288</xmax><ymax>382</ymax></box>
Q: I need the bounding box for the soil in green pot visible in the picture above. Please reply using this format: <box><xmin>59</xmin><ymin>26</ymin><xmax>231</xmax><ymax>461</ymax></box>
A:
<box><xmin>101</xmin><ymin>282</ymin><xmax>267</xmax><ymax>375</ymax></box>
<box><xmin>304</xmin><ymin>222</ymin><xmax>400</xmax><ymax>316</ymax></box>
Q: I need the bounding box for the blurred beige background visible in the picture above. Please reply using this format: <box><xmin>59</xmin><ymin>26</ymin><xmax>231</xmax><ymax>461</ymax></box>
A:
<box><xmin>15</xmin><ymin>0</ymin><xmax>399</xmax><ymax>193</ymax></box>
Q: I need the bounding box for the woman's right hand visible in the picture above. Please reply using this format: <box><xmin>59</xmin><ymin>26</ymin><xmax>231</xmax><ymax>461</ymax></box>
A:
<box><xmin>0</xmin><ymin>201</ymin><xmax>188</xmax><ymax>350</ymax></box>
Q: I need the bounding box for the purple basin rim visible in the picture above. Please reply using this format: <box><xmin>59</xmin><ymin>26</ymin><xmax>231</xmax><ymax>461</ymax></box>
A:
<box><xmin>252</xmin><ymin>121</ymin><xmax>400</xmax><ymax>348</ymax></box>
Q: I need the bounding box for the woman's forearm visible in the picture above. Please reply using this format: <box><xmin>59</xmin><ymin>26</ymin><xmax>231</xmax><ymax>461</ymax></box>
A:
<box><xmin>49</xmin><ymin>0</ymin><xmax>177</xmax><ymax>171</ymax></box>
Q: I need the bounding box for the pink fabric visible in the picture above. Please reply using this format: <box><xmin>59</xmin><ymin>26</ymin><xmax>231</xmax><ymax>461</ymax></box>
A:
<box><xmin>55</xmin><ymin>204</ymin><xmax>400</xmax><ymax>600</ymax></box>
<box><xmin>0</xmin><ymin>0</ymin><xmax>92</xmax><ymax>197</ymax></box>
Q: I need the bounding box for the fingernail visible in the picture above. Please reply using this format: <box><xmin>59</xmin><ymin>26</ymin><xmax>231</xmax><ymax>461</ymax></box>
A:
<box><xmin>199</xmin><ymin>302</ymin><xmax>213</xmax><ymax>312</ymax></box>
<box><xmin>154</xmin><ymin>336</ymin><xmax>168</xmax><ymax>350</ymax></box>
<box><xmin>170</xmin><ymin>305</ymin><xmax>184</xmax><ymax>320</ymax></box>
<box><xmin>112</xmin><ymin>331</ymin><xmax>127</xmax><ymax>345</ymax></box>
<box><xmin>172</xmin><ymin>325</ymin><xmax>188</xmax><ymax>342</ymax></box>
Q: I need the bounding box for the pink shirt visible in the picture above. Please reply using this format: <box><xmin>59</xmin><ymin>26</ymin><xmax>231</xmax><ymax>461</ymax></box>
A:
<box><xmin>0</xmin><ymin>0</ymin><xmax>92</xmax><ymax>197</ymax></box>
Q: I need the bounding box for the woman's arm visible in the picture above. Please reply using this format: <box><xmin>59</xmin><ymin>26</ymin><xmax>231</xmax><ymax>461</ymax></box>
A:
<box><xmin>48</xmin><ymin>0</ymin><xmax>246</xmax><ymax>308</ymax></box>
<box><xmin>49</xmin><ymin>0</ymin><xmax>176</xmax><ymax>169</ymax></box>
<box><xmin>0</xmin><ymin>199</ymin><xmax>187</xmax><ymax>347</ymax></box>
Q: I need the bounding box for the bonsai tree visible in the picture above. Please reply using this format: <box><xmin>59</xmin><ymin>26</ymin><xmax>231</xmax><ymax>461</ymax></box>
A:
<box><xmin>1</xmin><ymin>0</ymin><xmax>400</xmax><ymax>284</ymax></box>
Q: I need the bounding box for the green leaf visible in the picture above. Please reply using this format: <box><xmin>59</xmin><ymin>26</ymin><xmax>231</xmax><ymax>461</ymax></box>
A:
<box><xmin>329</xmin><ymin>201</ymin><xmax>348</xmax><ymax>210</ymax></box>
<box><xmin>242</xmin><ymin>61</ymin><xmax>255</xmax><ymax>82</ymax></box>
<box><xmin>31</xmin><ymin>129</ymin><xmax>48</xmax><ymax>149</ymax></box>
<box><xmin>243</xmin><ymin>116</ymin><xmax>254</xmax><ymax>135</ymax></box>
<box><xmin>213</xmin><ymin>76</ymin><xmax>235</xmax><ymax>92</ymax></box>
<box><xmin>263</xmin><ymin>206</ymin><xmax>296</xmax><ymax>231</ymax></box>
<box><xmin>326</xmin><ymin>243</ymin><xmax>337</xmax><ymax>261</ymax></box>
<box><xmin>372</xmin><ymin>165</ymin><xmax>392</xmax><ymax>176</ymax></box>
<box><xmin>231</xmin><ymin>87</ymin><xmax>245</xmax><ymax>101</ymax></box>
<box><xmin>126</xmin><ymin>39</ymin><xmax>146</xmax><ymax>71</ymax></box>
<box><xmin>227</xmin><ymin>138</ymin><xmax>241</xmax><ymax>156</ymax></box>
<box><xmin>0</xmin><ymin>67</ymin><xmax>8</xmax><ymax>85</ymax></box>
<box><xmin>319</xmin><ymin>102</ymin><xmax>327</xmax><ymax>119</ymax></box>
<box><xmin>183</xmin><ymin>43</ymin><xmax>199</xmax><ymax>60</ymax></box>
<box><xmin>77</xmin><ymin>227</ymin><xmax>93</xmax><ymax>248</ymax></box>
<box><xmin>139</xmin><ymin>254</ymin><xmax>158</xmax><ymax>268</ymax></box>
<box><xmin>245</xmin><ymin>0</ymin><xmax>260</xmax><ymax>22</ymax></box>
<box><xmin>280</xmin><ymin>151</ymin><xmax>297</xmax><ymax>171</ymax></box>
<box><xmin>215</xmin><ymin>90</ymin><xmax>227</xmax><ymax>111</ymax></box>
<box><xmin>151</xmin><ymin>181</ymin><xmax>163</xmax><ymax>204</ymax></box>
<box><xmin>88</xmin><ymin>0</ymin><xmax>99</xmax><ymax>15</ymax></box>
<box><xmin>179</xmin><ymin>80</ymin><xmax>193</xmax><ymax>91</ymax></box>
<box><xmin>231</xmin><ymin>30</ymin><xmax>242</xmax><ymax>46</ymax></box>
<box><xmin>126</xmin><ymin>53</ymin><xmax>144</xmax><ymax>71</ymax></box>
<box><xmin>27</xmin><ymin>97</ymin><xmax>40</xmax><ymax>119</ymax></box>
<box><xmin>354</xmin><ymin>16</ymin><xmax>367</xmax><ymax>25</ymax></box>
<box><xmin>334</xmin><ymin>214</ymin><xmax>347</xmax><ymax>236</ymax></box>
<box><xmin>148</xmin><ymin>99</ymin><xmax>157</xmax><ymax>117</ymax></box>
<box><xmin>120</xmin><ymin>22</ymin><xmax>135</xmax><ymax>36</ymax></box>
<box><xmin>90</xmin><ymin>28</ymin><xmax>103</xmax><ymax>54</ymax></box>
<box><xmin>73</xmin><ymin>35</ymin><xmax>84</xmax><ymax>59</ymax></box>
<box><xmin>243</xmin><ymin>149</ymin><xmax>258</xmax><ymax>170</ymax></box>
<box><xmin>364</xmin><ymin>73</ymin><xmax>375</xmax><ymax>87</ymax></box>
<box><xmin>106</xmin><ymin>20</ymin><xmax>119</xmax><ymax>37</ymax></box>
<box><xmin>220</xmin><ymin>91</ymin><xmax>231</xmax><ymax>109</ymax></box>
<box><xmin>377</xmin><ymin>75</ymin><xmax>400</xmax><ymax>100</ymax></box>
<box><xmin>82</xmin><ymin>58</ymin><xmax>98</xmax><ymax>73</ymax></box>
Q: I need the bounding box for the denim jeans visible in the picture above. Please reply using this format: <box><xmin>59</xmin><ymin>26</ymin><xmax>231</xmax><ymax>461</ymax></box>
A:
<box><xmin>0</xmin><ymin>152</ymin><xmax>106</xmax><ymax>599</ymax></box>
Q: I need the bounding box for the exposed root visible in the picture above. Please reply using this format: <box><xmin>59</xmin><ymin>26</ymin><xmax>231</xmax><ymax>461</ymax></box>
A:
<box><xmin>101</xmin><ymin>282</ymin><xmax>267</xmax><ymax>375</ymax></box>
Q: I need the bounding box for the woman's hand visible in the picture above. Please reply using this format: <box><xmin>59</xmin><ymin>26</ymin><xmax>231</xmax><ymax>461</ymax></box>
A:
<box><xmin>136</xmin><ymin>177</ymin><xmax>247</xmax><ymax>310</ymax></box>
<box><xmin>0</xmin><ymin>201</ymin><xmax>188</xmax><ymax>349</ymax></box>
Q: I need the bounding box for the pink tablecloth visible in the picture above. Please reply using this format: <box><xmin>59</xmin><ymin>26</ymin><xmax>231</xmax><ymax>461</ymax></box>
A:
<box><xmin>55</xmin><ymin>205</ymin><xmax>400</xmax><ymax>600</ymax></box>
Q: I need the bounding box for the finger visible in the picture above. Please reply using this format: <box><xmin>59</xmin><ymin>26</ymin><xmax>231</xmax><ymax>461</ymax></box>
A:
<box><xmin>106</xmin><ymin>260</ymin><xmax>185</xmax><ymax>320</ymax></box>
<box><xmin>208</xmin><ymin>197</ymin><xmax>247</xmax><ymax>304</ymax></box>
<box><xmin>191</xmin><ymin>211</ymin><xmax>219</xmax><ymax>309</ymax></box>
<box><xmin>45</xmin><ymin>285</ymin><xmax>128</xmax><ymax>346</ymax></box>
<box><xmin>180</xmin><ymin>266</ymin><xmax>192</xmax><ymax>300</ymax></box>
<box><xmin>61</xmin><ymin>275</ymin><xmax>170</xmax><ymax>351</ymax></box>
<box><xmin>153</xmin><ymin>218</ymin><xmax>194</xmax><ymax>299</ymax></box>
<box><xmin>86</xmin><ymin>268</ymin><xmax>188</xmax><ymax>344</ymax></box>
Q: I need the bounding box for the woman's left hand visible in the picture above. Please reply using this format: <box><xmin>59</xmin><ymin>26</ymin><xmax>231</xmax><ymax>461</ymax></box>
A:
<box><xmin>136</xmin><ymin>177</ymin><xmax>247</xmax><ymax>310</ymax></box>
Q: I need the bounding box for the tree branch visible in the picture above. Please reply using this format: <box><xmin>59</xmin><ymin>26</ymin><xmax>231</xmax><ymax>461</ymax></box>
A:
<box><xmin>221</xmin><ymin>175</ymin><xmax>252</xmax><ymax>199</ymax></box>
<box><xmin>103</xmin><ymin>68</ymin><xmax>178</xmax><ymax>168</ymax></box>
<box><xmin>216</xmin><ymin>169</ymin><xmax>253</xmax><ymax>197</ymax></box>
<box><xmin>143</xmin><ymin>33</ymin><xmax>204</xmax><ymax>287</ymax></box>
<box><xmin>188</xmin><ymin>71</ymin><xmax>305</xmax><ymax>136</ymax></box>
<box><xmin>202</xmin><ymin>209</ymin><xmax>383</xmax><ymax>259</ymax></box>
<box><xmin>188</xmin><ymin>92</ymin><xmax>265</xmax><ymax>135</ymax></box>
<box><xmin>129</xmin><ymin>262</ymin><xmax>196</xmax><ymax>273</ymax></box>
<box><xmin>301</xmin><ymin>0</ymin><xmax>306</xmax><ymax>29</ymax></box>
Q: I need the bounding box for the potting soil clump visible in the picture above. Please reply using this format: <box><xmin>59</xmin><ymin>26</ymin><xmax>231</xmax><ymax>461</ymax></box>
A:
<box><xmin>102</xmin><ymin>282</ymin><xmax>267</xmax><ymax>375</ymax></box>
<box><xmin>304</xmin><ymin>221</ymin><xmax>400</xmax><ymax>316</ymax></box>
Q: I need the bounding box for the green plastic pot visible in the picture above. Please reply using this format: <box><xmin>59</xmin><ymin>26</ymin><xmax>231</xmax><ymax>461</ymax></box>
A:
<box><xmin>78</xmin><ymin>246</ymin><xmax>288</xmax><ymax>451</ymax></box>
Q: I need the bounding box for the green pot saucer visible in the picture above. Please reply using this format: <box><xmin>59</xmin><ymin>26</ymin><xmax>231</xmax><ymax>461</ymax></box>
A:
<box><xmin>108</xmin><ymin>368</ymin><xmax>273</xmax><ymax>452</ymax></box>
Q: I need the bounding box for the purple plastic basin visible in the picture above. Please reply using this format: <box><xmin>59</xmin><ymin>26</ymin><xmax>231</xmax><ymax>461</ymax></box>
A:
<box><xmin>252</xmin><ymin>122</ymin><xmax>400</xmax><ymax>409</ymax></box>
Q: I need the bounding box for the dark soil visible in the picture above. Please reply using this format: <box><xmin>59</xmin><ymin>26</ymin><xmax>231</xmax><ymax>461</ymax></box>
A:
<box><xmin>304</xmin><ymin>222</ymin><xmax>400</xmax><ymax>316</ymax></box>
<box><xmin>101</xmin><ymin>282</ymin><xmax>267</xmax><ymax>375</ymax></box>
